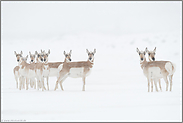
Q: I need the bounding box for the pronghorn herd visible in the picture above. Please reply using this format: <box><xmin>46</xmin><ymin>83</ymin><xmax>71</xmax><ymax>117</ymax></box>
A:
<box><xmin>13</xmin><ymin>49</ymin><xmax>96</xmax><ymax>91</ymax></box>
<box><xmin>13</xmin><ymin>47</ymin><xmax>176</xmax><ymax>92</ymax></box>
<box><xmin>136</xmin><ymin>47</ymin><xmax>176</xmax><ymax>92</ymax></box>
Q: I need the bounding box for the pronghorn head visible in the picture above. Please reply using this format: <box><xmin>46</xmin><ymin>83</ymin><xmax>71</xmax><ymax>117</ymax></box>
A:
<box><xmin>29</xmin><ymin>51</ymin><xmax>36</xmax><ymax>63</ymax></box>
<box><xmin>35</xmin><ymin>51</ymin><xmax>43</xmax><ymax>63</ymax></box>
<box><xmin>20</xmin><ymin>55</ymin><xmax>28</xmax><ymax>63</ymax></box>
<box><xmin>63</xmin><ymin>50</ymin><xmax>72</xmax><ymax>62</ymax></box>
<box><xmin>145</xmin><ymin>47</ymin><xmax>156</xmax><ymax>61</ymax></box>
<box><xmin>41</xmin><ymin>49</ymin><xmax>50</xmax><ymax>63</ymax></box>
<box><xmin>36</xmin><ymin>49</ymin><xmax>50</xmax><ymax>63</ymax></box>
<box><xmin>86</xmin><ymin>49</ymin><xmax>96</xmax><ymax>62</ymax></box>
<box><xmin>14</xmin><ymin>51</ymin><xmax>23</xmax><ymax>63</ymax></box>
<box><xmin>136</xmin><ymin>48</ymin><xmax>146</xmax><ymax>63</ymax></box>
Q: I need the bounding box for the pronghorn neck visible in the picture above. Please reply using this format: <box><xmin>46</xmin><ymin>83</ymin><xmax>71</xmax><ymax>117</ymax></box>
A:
<box><xmin>88</xmin><ymin>58</ymin><xmax>94</xmax><ymax>63</ymax></box>
<box><xmin>140</xmin><ymin>58</ymin><xmax>147</xmax><ymax>69</ymax></box>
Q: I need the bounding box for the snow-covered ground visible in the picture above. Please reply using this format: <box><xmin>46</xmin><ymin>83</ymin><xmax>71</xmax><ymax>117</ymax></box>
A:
<box><xmin>1</xmin><ymin>1</ymin><xmax>182</xmax><ymax>122</ymax></box>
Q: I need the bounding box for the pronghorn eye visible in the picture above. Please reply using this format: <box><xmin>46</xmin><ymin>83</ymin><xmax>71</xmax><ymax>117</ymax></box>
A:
<box><xmin>154</xmin><ymin>53</ymin><xmax>155</xmax><ymax>55</ymax></box>
<box><xmin>92</xmin><ymin>53</ymin><xmax>94</xmax><ymax>56</ymax></box>
<box><xmin>46</xmin><ymin>54</ymin><xmax>48</xmax><ymax>57</ymax></box>
<box><xmin>38</xmin><ymin>54</ymin><xmax>40</xmax><ymax>57</ymax></box>
<box><xmin>65</xmin><ymin>55</ymin><xmax>68</xmax><ymax>57</ymax></box>
<box><xmin>148</xmin><ymin>53</ymin><xmax>150</xmax><ymax>56</ymax></box>
<box><xmin>139</xmin><ymin>53</ymin><xmax>140</xmax><ymax>55</ymax></box>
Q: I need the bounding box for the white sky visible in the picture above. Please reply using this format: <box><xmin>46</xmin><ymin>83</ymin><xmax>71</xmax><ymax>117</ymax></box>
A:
<box><xmin>2</xmin><ymin>1</ymin><xmax>182</xmax><ymax>41</ymax></box>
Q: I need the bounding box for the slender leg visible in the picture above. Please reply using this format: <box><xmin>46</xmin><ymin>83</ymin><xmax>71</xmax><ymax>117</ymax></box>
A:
<box><xmin>148</xmin><ymin>78</ymin><xmax>150</xmax><ymax>92</ymax></box>
<box><xmin>34</xmin><ymin>78</ymin><xmax>36</xmax><ymax>89</ymax></box>
<box><xmin>54</xmin><ymin>72</ymin><xmax>67</xmax><ymax>91</ymax></box>
<box><xmin>22</xmin><ymin>77</ymin><xmax>25</xmax><ymax>89</ymax></box>
<box><xmin>82</xmin><ymin>77</ymin><xmax>86</xmax><ymax>91</ymax></box>
<box><xmin>37</xmin><ymin>78</ymin><xmax>40</xmax><ymax>90</ymax></box>
<box><xmin>47</xmin><ymin>77</ymin><xmax>49</xmax><ymax>91</ymax></box>
<box><xmin>159</xmin><ymin>79</ymin><xmax>162</xmax><ymax>91</ymax></box>
<box><xmin>59</xmin><ymin>75</ymin><xmax>68</xmax><ymax>91</ymax></box>
<box><xmin>19</xmin><ymin>76</ymin><xmax>22</xmax><ymax>90</ymax></box>
<box><xmin>15</xmin><ymin>75</ymin><xmax>18</xmax><ymax>89</ymax></box>
<box><xmin>154</xmin><ymin>79</ymin><xmax>158</xmax><ymax>92</ymax></box>
<box><xmin>151</xmin><ymin>79</ymin><xmax>153</xmax><ymax>92</ymax></box>
<box><xmin>169</xmin><ymin>75</ymin><xmax>173</xmax><ymax>91</ymax></box>
<box><xmin>163</xmin><ymin>76</ymin><xmax>169</xmax><ymax>91</ymax></box>
<box><xmin>26</xmin><ymin>78</ymin><xmax>28</xmax><ymax>90</ymax></box>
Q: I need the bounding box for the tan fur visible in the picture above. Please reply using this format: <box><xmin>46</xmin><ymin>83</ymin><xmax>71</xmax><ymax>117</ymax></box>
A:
<box><xmin>48</xmin><ymin>62</ymin><xmax>63</xmax><ymax>68</ymax></box>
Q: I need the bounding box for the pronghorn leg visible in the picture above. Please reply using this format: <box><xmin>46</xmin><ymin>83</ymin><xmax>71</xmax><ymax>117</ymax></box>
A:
<box><xmin>54</xmin><ymin>72</ymin><xmax>67</xmax><ymax>91</ymax></box>
<box><xmin>34</xmin><ymin>79</ymin><xmax>36</xmax><ymax>89</ymax></box>
<box><xmin>26</xmin><ymin>78</ymin><xmax>29</xmax><ymax>90</ymax></box>
<box><xmin>151</xmin><ymin>79</ymin><xmax>153</xmax><ymax>92</ymax></box>
<box><xmin>159</xmin><ymin>79</ymin><xmax>162</xmax><ymax>91</ymax></box>
<box><xmin>82</xmin><ymin>77</ymin><xmax>86</xmax><ymax>91</ymax></box>
<box><xmin>154</xmin><ymin>79</ymin><xmax>158</xmax><ymax>92</ymax></box>
<box><xmin>42</xmin><ymin>78</ymin><xmax>45</xmax><ymax>91</ymax></box>
<box><xmin>22</xmin><ymin>77</ymin><xmax>25</xmax><ymax>89</ymax></box>
<box><xmin>19</xmin><ymin>77</ymin><xmax>22</xmax><ymax>90</ymax></box>
<box><xmin>59</xmin><ymin>75</ymin><xmax>68</xmax><ymax>91</ymax></box>
<box><xmin>147</xmin><ymin>78</ymin><xmax>150</xmax><ymax>92</ymax></box>
<box><xmin>15</xmin><ymin>75</ymin><xmax>18</xmax><ymax>89</ymax></box>
<box><xmin>169</xmin><ymin>75</ymin><xmax>173</xmax><ymax>91</ymax></box>
<box><xmin>37</xmin><ymin>78</ymin><xmax>40</xmax><ymax>90</ymax></box>
<box><xmin>46</xmin><ymin>77</ymin><xmax>49</xmax><ymax>91</ymax></box>
<box><xmin>163</xmin><ymin>77</ymin><xmax>169</xmax><ymax>91</ymax></box>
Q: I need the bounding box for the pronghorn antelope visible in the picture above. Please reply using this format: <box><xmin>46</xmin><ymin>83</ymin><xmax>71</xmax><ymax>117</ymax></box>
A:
<box><xmin>29</xmin><ymin>51</ymin><xmax>37</xmax><ymax>89</ymax></box>
<box><xmin>136</xmin><ymin>48</ymin><xmax>176</xmax><ymax>92</ymax></box>
<box><xmin>145</xmin><ymin>47</ymin><xmax>162</xmax><ymax>92</ymax></box>
<box><xmin>14</xmin><ymin>51</ymin><xmax>24</xmax><ymax>89</ymax></box>
<box><xmin>36</xmin><ymin>50</ymin><xmax>50</xmax><ymax>90</ymax></box>
<box><xmin>54</xmin><ymin>49</ymin><xmax>96</xmax><ymax>91</ymax></box>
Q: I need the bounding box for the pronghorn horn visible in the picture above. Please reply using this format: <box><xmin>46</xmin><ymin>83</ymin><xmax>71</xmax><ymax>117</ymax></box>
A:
<box><xmin>20</xmin><ymin>51</ymin><xmax>23</xmax><ymax>55</ymax></box>
<box><xmin>35</xmin><ymin>51</ymin><xmax>38</xmax><ymax>55</ymax></box>
<box><xmin>136</xmin><ymin>48</ymin><xmax>140</xmax><ymax>53</ymax></box>
<box><xmin>48</xmin><ymin>49</ymin><xmax>50</xmax><ymax>54</ymax></box>
<box><xmin>29</xmin><ymin>51</ymin><xmax>31</xmax><ymax>56</ymax></box>
<box><xmin>69</xmin><ymin>50</ymin><xmax>72</xmax><ymax>54</ymax></box>
<box><xmin>64</xmin><ymin>51</ymin><xmax>66</xmax><ymax>55</ymax></box>
<box><xmin>154</xmin><ymin>47</ymin><xmax>156</xmax><ymax>52</ymax></box>
<box><xmin>41</xmin><ymin>49</ymin><xmax>43</xmax><ymax>53</ymax></box>
<box><xmin>145</xmin><ymin>47</ymin><xmax>148</xmax><ymax>52</ymax></box>
<box><xmin>94</xmin><ymin>49</ymin><xmax>96</xmax><ymax>54</ymax></box>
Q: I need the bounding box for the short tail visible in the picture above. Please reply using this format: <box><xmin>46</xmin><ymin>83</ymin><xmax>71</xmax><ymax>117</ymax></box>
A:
<box><xmin>165</xmin><ymin>62</ymin><xmax>176</xmax><ymax>75</ymax></box>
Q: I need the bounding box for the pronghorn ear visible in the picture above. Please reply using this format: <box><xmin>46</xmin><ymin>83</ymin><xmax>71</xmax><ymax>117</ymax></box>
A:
<box><xmin>153</xmin><ymin>47</ymin><xmax>156</xmax><ymax>52</ymax></box>
<box><xmin>69</xmin><ymin>50</ymin><xmax>72</xmax><ymax>55</ymax></box>
<box><xmin>29</xmin><ymin>51</ymin><xmax>31</xmax><ymax>56</ymax></box>
<box><xmin>144</xmin><ymin>51</ymin><xmax>146</xmax><ymax>55</ymax></box>
<box><xmin>64</xmin><ymin>51</ymin><xmax>66</xmax><ymax>55</ymax></box>
<box><xmin>14</xmin><ymin>51</ymin><xmax>17</xmax><ymax>55</ymax></box>
<box><xmin>136</xmin><ymin>48</ymin><xmax>140</xmax><ymax>53</ymax></box>
<box><xmin>48</xmin><ymin>49</ymin><xmax>50</xmax><ymax>54</ymax></box>
<box><xmin>86</xmin><ymin>49</ymin><xmax>89</xmax><ymax>54</ymax></box>
<box><xmin>20</xmin><ymin>51</ymin><xmax>23</xmax><ymax>55</ymax></box>
<box><xmin>94</xmin><ymin>49</ymin><xmax>96</xmax><ymax>54</ymax></box>
<box><xmin>26</xmin><ymin>55</ymin><xmax>28</xmax><ymax>60</ymax></box>
<box><xmin>41</xmin><ymin>49</ymin><xmax>43</xmax><ymax>53</ymax></box>
<box><xmin>35</xmin><ymin>51</ymin><xmax>38</xmax><ymax>55</ymax></box>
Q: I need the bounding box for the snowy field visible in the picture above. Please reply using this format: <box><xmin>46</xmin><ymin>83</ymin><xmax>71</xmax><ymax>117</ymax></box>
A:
<box><xmin>1</xmin><ymin>2</ymin><xmax>182</xmax><ymax>122</ymax></box>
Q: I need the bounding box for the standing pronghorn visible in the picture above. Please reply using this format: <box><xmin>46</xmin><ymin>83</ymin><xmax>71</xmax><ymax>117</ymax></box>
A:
<box><xmin>136</xmin><ymin>48</ymin><xmax>176</xmax><ymax>92</ymax></box>
<box><xmin>145</xmin><ymin>47</ymin><xmax>162</xmax><ymax>91</ymax></box>
<box><xmin>14</xmin><ymin>51</ymin><xmax>24</xmax><ymax>89</ymax></box>
<box><xmin>54</xmin><ymin>49</ymin><xmax>96</xmax><ymax>91</ymax></box>
<box><xmin>38</xmin><ymin>50</ymin><xmax>50</xmax><ymax>90</ymax></box>
<box><xmin>29</xmin><ymin>51</ymin><xmax>37</xmax><ymax>89</ymax></box>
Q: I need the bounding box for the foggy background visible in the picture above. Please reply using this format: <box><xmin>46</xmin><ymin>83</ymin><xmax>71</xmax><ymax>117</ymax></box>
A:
<box><xmin>2</xmin><ymin>1</ymin><xmax>181</xmax><ymax>42</ymax></box>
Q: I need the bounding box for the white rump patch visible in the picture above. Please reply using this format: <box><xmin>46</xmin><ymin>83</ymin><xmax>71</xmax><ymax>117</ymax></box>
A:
<box><xmin>165</xmin><ymin>62</ymin><xmax>175</xmax><ymax>75</ymax></box>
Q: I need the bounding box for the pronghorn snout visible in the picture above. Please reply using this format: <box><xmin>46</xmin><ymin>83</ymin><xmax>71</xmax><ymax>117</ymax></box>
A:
<box><xmin>89</xmin><ymin>57</ymin><xmax>92</xmax><ymax>60</ymax></box>
<box><xmin>17</xmin><ymin>60</ymin><xmax>19</xmax><ymax>62</ymax></box>
<box><xmin>31</xmin><ymin>60</ymin><xmax>33</xmax><ymax>62</ymax></box>
<box><xmin>69</xmin><ymin>59</ymin><xmax>71</xmax><ymax>61</ymax></box>
<box><xmin>141</xmin><ymin>58</ymin><xmax>143</xmax><ymax>61</ymax></box>
<box><xmin>152</xmin><ymin>57</ymin><xmax>155</xmax><ymax>61</ymax></box>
